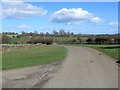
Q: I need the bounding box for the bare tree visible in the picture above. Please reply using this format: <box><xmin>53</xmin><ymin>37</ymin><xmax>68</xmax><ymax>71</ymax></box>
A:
<box><xmin>52</xmin><ymin>30</ymin><xmax>58</xmax><ymax>35</ymax></box>
<box><xmin>59</xmin><ymin>30</ymin><xmax>65</xmax><ymax>35</ymax></box>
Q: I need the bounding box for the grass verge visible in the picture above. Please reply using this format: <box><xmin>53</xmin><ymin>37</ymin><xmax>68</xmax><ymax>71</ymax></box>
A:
<box><xmin>2</xmin><ymin>45</ymin><xmax>67</xmax><ymax>70</ymax></box>
<box><xmin>62</xmin><ymin>44</ymin><xmax>119</xmax><ymax>60</ymax></box>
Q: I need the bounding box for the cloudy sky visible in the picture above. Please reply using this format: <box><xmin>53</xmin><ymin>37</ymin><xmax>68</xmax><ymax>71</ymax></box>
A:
<box><xmin>1</xmin><ymin>1</ymin><xmax>118</xmax><ymax>34</ymax></box>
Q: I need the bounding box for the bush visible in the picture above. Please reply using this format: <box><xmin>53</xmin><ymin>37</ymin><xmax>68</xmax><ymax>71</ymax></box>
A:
<box><xmin>57</xmin><ymin>39</ymin><xmax>77</xmax><ymax>44</ymax></box>
<box><xmin>27</xmin><ymin>38</ymin><xmax>53</xmax><ymax>45</ymax></box>
<box><xmin>114</xmin><ymin>37</ymin><xmax>120</xmax><ymax>44</ymax></box>
<box><xmin>86</xmin><ymin>38</ymin><xmax>94</xmax><ymax>44</ymax></box>
<box><xmin>2</xmin><ymin>35</ymin><xmax>11</xmax><ymax>44</ymax></box>
<box><xmin>95</xmin><ymin>37</ymin><xmax>115</xmax><ymax>45</ymax></box>
<box><xmin>95</xmin><ymin>37</ymin><xmax>107</xmax><ymax>44</ymax></box>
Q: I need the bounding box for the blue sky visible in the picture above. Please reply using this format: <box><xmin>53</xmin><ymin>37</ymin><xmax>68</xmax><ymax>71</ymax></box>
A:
<box><xmin>1</xmin><ymin>1</ymin><xmax>118</xmax><ymax>34</ymax></box>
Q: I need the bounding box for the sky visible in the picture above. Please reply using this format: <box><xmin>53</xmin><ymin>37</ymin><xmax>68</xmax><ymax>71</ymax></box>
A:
<box><xmin>1</xmin><ymin>1</ymin><xmax>119</xmax><ymax>34</ymax></box>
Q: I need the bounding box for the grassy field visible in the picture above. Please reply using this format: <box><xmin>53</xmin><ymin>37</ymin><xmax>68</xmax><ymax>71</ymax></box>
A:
<box><xmin>7</xmin><ymin>35</ymin><xmax>18</xmax><ymax>38</ymax></box>
<box><xmin>53</xmin><ymin>37</ymin><xmax>77</xmax><ymax>40</ymax></box>
<box><xmin>63</xmin><ymin>44</ymin><xmax>119</xmax><ymax>60</ymax></box>
<box><xmin>2</xmin><ymin>45</ymin><xmax>67</xmax><ymax>70</ymax></box>
<box><xmin>10</xmin><ymin>37</ymin><xmax>30</xmax><ymax>44</ymax></box>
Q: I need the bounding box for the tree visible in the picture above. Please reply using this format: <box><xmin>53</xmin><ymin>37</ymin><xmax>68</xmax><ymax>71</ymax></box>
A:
<box><xmin>40</xmin><ymin>32</ymin><xmax>44</xmax><ymax>36</ymax></box>
<box><xmin>71</xmin><ymin>32</ymin><xmax>74</xmax><ymax>35</ymax></box>
<box><xmin>46</xmin><ymin>32</ymin><xmax>49</xmax><ymax>35</ymax></box>
<box><xmin>34</xmin><ymin>30</ymin><xmax>38</xmax><ymax>34</ymax></box>
<box><xmin>52</xmin><ymin>30</ymin><xmax>58</xmax><ymax>35</ymax></box>
<box><xmin>21</xmin><ymin>31</ymin><xmax>26</xmax><ymax>35</ymax></box>
<box><xmin>59</xmin><ymin>30</ymin><xmax>65</xmax><ymax>35</ymax></box>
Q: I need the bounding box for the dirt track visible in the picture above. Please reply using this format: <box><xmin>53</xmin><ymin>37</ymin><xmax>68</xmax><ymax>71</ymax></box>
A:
<box><xmin>2</xmin><ymin>46</ymin><xmax>118</xmax><ymax>88</ymax></box>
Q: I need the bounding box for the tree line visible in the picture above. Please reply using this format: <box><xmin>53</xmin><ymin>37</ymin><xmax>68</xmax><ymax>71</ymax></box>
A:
<box><xmin>1</xmin><ymin>30</ymin><xmax>120</xmax><ymax>45</ymax></box>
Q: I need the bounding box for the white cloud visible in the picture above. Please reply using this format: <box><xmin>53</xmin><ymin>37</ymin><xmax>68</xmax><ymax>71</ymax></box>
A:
<box><xmin>91</xmin><ymin>17</ymin><xmax>104</xmax><ymax>23</ymax></box>
<box><xmin>109</xmin><ymin>22</ymin><xmax>119</xmax><ymax>26</ymax></box>
<box><xmin>49</xmin><ymin>8</ymin><xmax>104</xmax><ymax>24</ymax></box>
<box><xmin>17</xmin><ymin>25</ymin><xmax>31</xmax><ymax>29</ymax></box>
<box><xmin>1</xmin><ymin>0</ymin><xmax>48</xmax><ymax>19</ymax></box>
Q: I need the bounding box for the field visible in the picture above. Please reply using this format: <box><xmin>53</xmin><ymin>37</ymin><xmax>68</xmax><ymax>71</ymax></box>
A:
<box><xmin>7</xmin><ymin>35</ymin><xmax>18</xmax><ymax>38</ymax></box>
<box><xmin>63</xmin><ymin>44</ymin><xmax>119</xmax><ymax>60</ymax></box>
<box><xmin>10</xmin><ymin>37</ymin><xmax>30</xmax><ymax>44</ymax></box>
<box><xmin>2</xmin><ymin>45</ymin><xmax>67</xmax><ymax>70</ymax></box>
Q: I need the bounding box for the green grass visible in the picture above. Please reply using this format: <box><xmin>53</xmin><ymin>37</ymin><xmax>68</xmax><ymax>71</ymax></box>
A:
<box><xmin>62</xmin><ymin>44</ymin><xmax>119</xmax><ymax>60</ymax></box>
<box><xmin>2</xmin><ymin>45</ymin><xmax>67</xmax><ymax>70</ymax></box>
<box><xmin>37</xmin><ymin>36</ymin><xmax>77</xmax><ymax>40</ymax></box>
<box><xmin>84</xmin><ymin>45</ymin><xmax>119</xmax><ymax>60</ymax></box>
<box><xmin>53</xmin><ymin>37</ymin><xmax>77</xmax><ymax>40</ymax></box>
<box><xmin>7</xmin><ymin>35</ymin><xmax>18</xmax><ymax>38</ymax></box>
<box><xmin>10</xmin><ymin>38</ymin><xmax>21</xmax><ymax>43</ymax></box>
<box><xmin>53</xmin><ymin>37</ymin><xmax>87</xmax><ymax>40</ymax></box>
<box><xmin>10</xmin><ymin>37</ymin><xmax>30</xmax><ymax>44</ymax></box>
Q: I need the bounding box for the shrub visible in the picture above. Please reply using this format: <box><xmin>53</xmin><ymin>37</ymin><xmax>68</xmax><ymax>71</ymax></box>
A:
<box><xmin>13</xmin><ymin>36</ymin><xmax>15</xmax><ymax>38</ymax></box>
<box><xmin>27</xmin><ymin>38</ymin><xmax>53</xmax><ymax>45</ymax></box>
<box><xmin>2</xmin><ymin>35</ymin><xmax>11</xmax><ymax>44</ymax></box>
<box><xmin>57</xmin><ymin>39</ymin><xmax>77</xmax><ymax>44</ymax></box>
<box><xmin>95</xmin><ymin>37</ymin><xmax>107</xmax><ymax>44</ymax></box>
<box><xmin>114</xmin><ymin>37</ymin><xmax>120</xmax><ymax>44</ymax></box>
<box><xmin>105</xmin><ymin>37</ymin><xmax>113</xmax><ymax>44</ymax></box>
<box><xmin>86</xmin><ymin>38</ymin><xmax>94</xmax><ymax>44</ymax></box>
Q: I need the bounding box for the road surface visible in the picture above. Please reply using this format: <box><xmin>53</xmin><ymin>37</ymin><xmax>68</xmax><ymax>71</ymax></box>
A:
<box><xmin>2</xmin><ymin>46</ymin><xmax>118</xmax><ymax>88</ymax></box>
<box><xmin>43</xmin><ymin>46</ymin><xmax>118</xmax><ymax>88</ymax></box>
